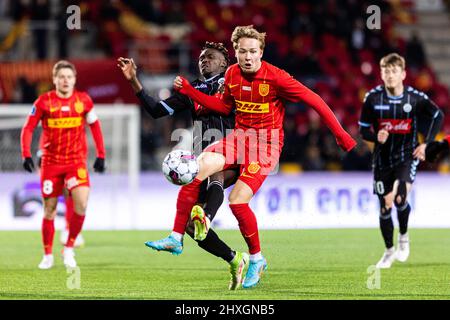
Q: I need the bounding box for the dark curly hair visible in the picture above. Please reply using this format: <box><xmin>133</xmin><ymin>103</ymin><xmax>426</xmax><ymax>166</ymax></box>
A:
<box><xmin>202</xmin><ymin>41</ymin><xmax>230</xmax><ymax>67</ymax></box>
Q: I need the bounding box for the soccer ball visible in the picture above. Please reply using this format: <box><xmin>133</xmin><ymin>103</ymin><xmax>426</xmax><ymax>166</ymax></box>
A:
<box><xmin>162</xmin><ymin>150</ymin><xmax>199</xmax><ymax>185</ymax></box>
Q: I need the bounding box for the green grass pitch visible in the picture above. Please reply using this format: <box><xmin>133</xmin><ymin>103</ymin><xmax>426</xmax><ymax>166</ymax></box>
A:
<box><xmin>1</xmin><ymin>229</ymin><xmax>449</xmax><ymax>300</ymax></box>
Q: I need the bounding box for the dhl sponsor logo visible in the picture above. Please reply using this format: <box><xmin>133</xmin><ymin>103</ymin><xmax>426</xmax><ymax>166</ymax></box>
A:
<box><xmin>48</xmin><ymin>117</ymin><xmax>82</xmax><ymax>128</ymax></box>
<box><xmin>235</xmin><ymin>99</ymin><xmax>269</xmax><ymax>113</ymax></box>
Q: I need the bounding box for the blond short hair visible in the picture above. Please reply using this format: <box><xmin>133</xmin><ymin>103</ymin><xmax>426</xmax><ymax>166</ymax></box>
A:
<box><xmin>231</xmin><ymin>25</ymin><xmax>266</xmax><ymax>50</ymax></box>
<box><xmin>52</xmin><ymin>60</ymin><xmax>77</xmax><ymax>77</ymax></box>
<box><xmin>380</xmin><ymin>53</ymin><xmax>406</xmax><ymax>70</ymax></box>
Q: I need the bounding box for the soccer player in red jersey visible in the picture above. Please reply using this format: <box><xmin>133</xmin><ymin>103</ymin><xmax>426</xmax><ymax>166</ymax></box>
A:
<box><xmin>146</xmin><ymin>25</ymin><xmax>356</xmax><ymax>288</ymax></box>
<box><xmin>21</xmin><ymin>60</ymin><xmax>106</xmax><ymax>269</ymax></box>
<box><xmin>426</xmin><ymin>135</ymin><xmax>450</xmax><ymax>161</ymax></box>
<box><xmin>36</xmin><ymin>141</ymin><xmax>85</xmax><ymax>247</ymax></box>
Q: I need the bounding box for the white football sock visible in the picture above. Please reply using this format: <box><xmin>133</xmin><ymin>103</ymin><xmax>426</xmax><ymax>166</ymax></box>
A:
<box><xmin>250</xmin><ymin>252</ymin><xmax>262</xmax><ymax>262</ymax></box>
<box><xmin>170</xmin><ymin>232</ymin><xmax>183</xmax><ymax>242</ymax></box>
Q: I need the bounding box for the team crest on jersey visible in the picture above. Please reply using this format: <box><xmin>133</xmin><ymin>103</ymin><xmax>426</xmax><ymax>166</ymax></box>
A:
<box><xmin>77</xmin><ymin>168</ymin><xmax>87</xmax><ymax>179</ymax></box>
<box><xmin>74</xmin><ymin>101</ymin><xmax>84</xmax><ymax>113</ymax></box>
<box><xmin>403</xmin><ymin>103</ymin><xmax>412</xmax><ymax>113</ymax></box>
<box><xmin>247</xmin><ymin>162</ymin><xmax>261</xmax><ymax>174</ymax></box>
<box><xmin>258</xmin><ymin>84</ymin><xmax>269</xmax><ymax>97</ymax></box>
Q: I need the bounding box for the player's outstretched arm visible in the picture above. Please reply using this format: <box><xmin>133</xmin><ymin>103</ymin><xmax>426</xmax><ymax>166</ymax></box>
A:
<box><xmin>174</xmin><ymin>76</ymin><xmax>232</xmax><ymax>115</ymax></box>
<box><xmin>117</xmin><ymin>57</ymin><xmax>142</xmax><ymax>93</ymax></box>
<box><xmin>309</xmin><ymin>97</ymin><xmax>356</xmax><ymax>151</ymax></box>
<box><xmin>425</xmin><ymin>135</ymin><xmax>450</xmax><ymax>162</ymax></box>
<box><xmin>117</xmin><ymin>57</ymin><xmax>180</xmax><ymax>119</ymax></box>
<box><xmin>425</xmin><ymin>110</ymin><xmax>444</xmax><ymax>143</ymax></box>
<box><xmin>418</xmin><ymin>103</ymin><xmax>444</xmax><ymax>162</ymax></box>
<box><xmin>87</xmin><ymin>112</ymin><xmax>106</xmax><ymax>173</ymax></box>
<box><xmin>20</xmin><ymin>105</ymin><xmax>41</xmax><ymax>173</ymax></box>
<box><xmin>277</xmin><ymin>72</ymin><xmax>356</xmax><ymax>151</ymax></box>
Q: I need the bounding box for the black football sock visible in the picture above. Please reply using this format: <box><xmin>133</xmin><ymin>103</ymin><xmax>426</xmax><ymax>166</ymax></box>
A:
<box><xmin>380</xmin><ymin>208</ymin><xmax>394</xmax><ymax>249</ymax></box>
<box><xmin>196</xmin><ymin>228</ymin><xmax>235</xmax><ymax>263</ymax></box>
<box><xmin>397</xmin><ymin>203</ymin><xmax>411</xmax><ymax>235</ymax></box>
<box><xmin>203</xmin><ymin>181</ymin><xmax>224</xmax><ymax>221</ymax></box>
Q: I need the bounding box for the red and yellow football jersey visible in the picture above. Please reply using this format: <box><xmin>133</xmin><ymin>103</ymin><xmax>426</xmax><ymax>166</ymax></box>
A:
<box><xmin>222</xmin><ymin>61</ymin><xmax>336</xmax><ymax>144</ymax></box>
<box><xmin>22</xmin><ymin>90</ymin><xmax>94</xmax><ymax>166</ymax></box>
<box><xmin>224</xmin><ymin>61</ymin><xmax>288</xmax><ymax>132</ymax></box>
<box><xmin>176</xmin><ymin>61</ymin><xmax>356</xmax><ymax>152</ymax></box>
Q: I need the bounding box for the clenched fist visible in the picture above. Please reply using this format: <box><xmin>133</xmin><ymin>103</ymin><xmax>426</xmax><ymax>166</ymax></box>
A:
<box><xmin>377</xmin><ymin>129</ymin><xmax>389</xmax><ymax>144</ymax></box>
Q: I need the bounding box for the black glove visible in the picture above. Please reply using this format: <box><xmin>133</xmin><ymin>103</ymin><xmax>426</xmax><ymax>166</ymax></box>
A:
<box><xmin>23</xmin><ymin>157</ymin><xmax>35</xmax><ymax>173</ymax></box>
<box><xmin>93</xmin><ymin>157</ymin><xmax>105</xmax><ymax>173</ymax></box>
<box><xmin>425</xmin><ymin>140</ymin><xmax>449</xmax><ymax>162</ymax></box>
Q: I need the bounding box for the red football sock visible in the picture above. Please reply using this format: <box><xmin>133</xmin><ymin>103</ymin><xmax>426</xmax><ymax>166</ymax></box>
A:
<box><xmin>66</xmin><ymin>212</ymin><xmax>85</xmax><ymax>248</ymax></box>
<box><xmin>42</xmin><ymin>218</ymin><xmax>55</xmax><ymax>255</ymax></box>
<box><xmin>229</xmin><ymin>203</ymin><xmax>261</xmax><ymax>254</ymax></box>
<box><xmin>173</xmin><ymin>178</ymin><xmax>203</xmax><ymax>234</ymax></box>
<box><xmin>65</xmin><ymin>196</ymin><xmax>74</xmax><ymax>230</ymax></box>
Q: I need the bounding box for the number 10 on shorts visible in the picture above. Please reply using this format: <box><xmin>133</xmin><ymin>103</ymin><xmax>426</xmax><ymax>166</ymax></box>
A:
<box><xmin>374</xmin><ymin>181</ymin><xmax>385</xmax><ymax>195</ymax></box>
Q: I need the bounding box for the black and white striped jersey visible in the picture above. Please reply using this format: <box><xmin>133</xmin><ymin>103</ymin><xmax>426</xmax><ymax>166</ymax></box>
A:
<box><xmin>359</xmin><ymin>85</ymin><xmax>443</xmax><ymax>170</ymax></box>
<box><xmin>136</xmin><ymin>73</ymin><xmax>235</xmax><ymax>155</ymax></box>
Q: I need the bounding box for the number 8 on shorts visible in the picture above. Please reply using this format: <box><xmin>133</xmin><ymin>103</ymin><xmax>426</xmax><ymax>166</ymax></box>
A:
<box><xmin>43</xmin><ymin>180</ymin><xmax>53</xmax><ymax>195</ymax></box>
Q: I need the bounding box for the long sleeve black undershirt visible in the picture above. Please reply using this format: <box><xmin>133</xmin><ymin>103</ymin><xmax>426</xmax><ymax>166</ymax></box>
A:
<box><xmin>136</xmin><ymin>89</ymin><xmax>167</xmax><ymax>119</ymax></box>
<box><xmin>359</xmin><ymin>126</ymin><xmax>376</xmax><ymax>142</ymax></box>
<box><xmin>424</xmin><ymin>109</ymin><xmax>444</xmax><ymax>143</ymax></box>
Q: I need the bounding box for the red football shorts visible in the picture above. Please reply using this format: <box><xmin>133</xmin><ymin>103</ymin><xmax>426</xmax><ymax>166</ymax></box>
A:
<box><xmin>204</xmin><ymin>129</ymin><xmax>282</xmax><ymax>194</ymax></box>
<box><xmin>40</xmin><ymin>163</ymin><xmax>90</xmax><ymax>198</ymax></box>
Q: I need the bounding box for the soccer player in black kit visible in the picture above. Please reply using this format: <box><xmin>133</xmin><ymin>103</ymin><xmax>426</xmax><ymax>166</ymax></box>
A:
<box><xmin>117</xmin><ymin>42</ymin><xmax>249</xmax><ymax>290</ymax></box>
<box><xmin>359</xmin><ymin>53</ymin><xmax>443</xmax><ymax>269</ymax></box>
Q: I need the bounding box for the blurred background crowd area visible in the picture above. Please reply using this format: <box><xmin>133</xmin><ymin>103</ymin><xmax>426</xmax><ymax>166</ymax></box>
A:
<box><xmin>0</xmin><ymin>0</ymin><xmax>450</xmax><ymax>172</ymax></box>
